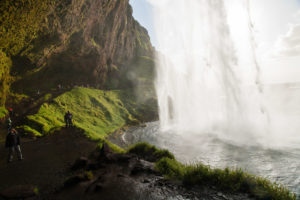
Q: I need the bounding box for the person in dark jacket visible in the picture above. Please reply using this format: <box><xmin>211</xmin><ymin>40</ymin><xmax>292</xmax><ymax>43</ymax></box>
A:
<box><xmin>5</xmin><ymin>128</ymin><xmax>23</xmax><ymax>163</ymax></box>
<box><xmin>64</xmin><ymin>111</ymin><xmax>73</xmax><ymax>128</ymax></box>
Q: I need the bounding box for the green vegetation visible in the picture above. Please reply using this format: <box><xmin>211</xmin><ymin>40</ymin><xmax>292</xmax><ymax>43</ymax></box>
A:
<box><xmin>128</xmin><ymin>142</ymin><xmax>174</xmax><ymax>162</ymax></box>
<box><xmin>21</xmin><ymin>87</ymin><xmax>157</xmax><ymax>139</ymax></box>
<box><xmin>0</xmin><ymin>50</ymin><xmax>12</xmax><ymax>105</ymax></box>
<box><xmin>33</xmin><ymin>187</ymin><xmax>39</xmax><ymax>195</ymax></box>
<box><xmin>154</xmin><ymin>157</ymin><xmax>297</xmax><ymax>200</ymax></box>
<box><xmin>97</xmin><ymin>140</ymin><xmax>126</xmax><ymax>154</ymax></box>
<box><xmin>84</xmin><ymin>171</ymin><xmax>94</xmax><ymax>180</ymax></box>
<box><xmin>0</xmin><ymin>106</ymin><xmax>8</xmax><ymax>118</ymax></box>
<box><xmin>0</xmin><ymin>107</ymin><xmax>8</xmax><ymax>119</ymax></box>
<box><xmin>0</xmin><ymin>0</ymin><xmax>57</xmax><ymax>105</ymax></box>
<box><xmin>0</xmin><ymin>0</ymin><xmax>56</xmax><ymax>56</ymax></box>
<box><xmin>125</xmin><ymin>142</ymin><xmax>297</xmax><ymax>200</ymax></box>
<box><xmin>8</xmin><ymin>92</ymin><xmax>29</xmax><ymax>105</ymax></box>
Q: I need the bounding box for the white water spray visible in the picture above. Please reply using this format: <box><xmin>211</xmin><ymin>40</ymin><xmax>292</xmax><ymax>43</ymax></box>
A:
<box><xmin>151</xmin><ymin>0</ymin><xmax>281</xmax><ymax>145</ymax></box>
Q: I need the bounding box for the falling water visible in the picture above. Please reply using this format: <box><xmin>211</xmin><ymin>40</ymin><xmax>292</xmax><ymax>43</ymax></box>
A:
<box><xmin>152</xmin><ymin>0</ymin><xmax>271</xmax><ymax>144</ymax></box>
<box><xmin>126</xmin><ymin>1</ymin><xmax>300</xmax><ymax>194</ymax></box>
<box><xmin>245</xmin><ymin>0</ymin><xmax>270</xmax><ymax>124</ymax></box>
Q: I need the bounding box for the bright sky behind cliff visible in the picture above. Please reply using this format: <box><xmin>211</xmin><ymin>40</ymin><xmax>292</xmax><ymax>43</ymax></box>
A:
<box><xmin>130</xmin><ymin>0</ymin><xmax>300</xmax><ymax>84</ymax></box>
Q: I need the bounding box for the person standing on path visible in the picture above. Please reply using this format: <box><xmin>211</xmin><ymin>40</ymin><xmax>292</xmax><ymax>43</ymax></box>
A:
<box><xmin>64</xmin><ymin>111</ymin><xmax>73</xmax><ymax>128</ymax></box>
<box><xmin>5</xmin><ymin>128</ymin><xmax>23</xmax><ymax>163</ymax></box>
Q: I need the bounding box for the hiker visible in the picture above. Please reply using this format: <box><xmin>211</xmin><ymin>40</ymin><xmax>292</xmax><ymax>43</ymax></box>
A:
<box><xmin>64</xmin><ymin>111</ymin><xmax>73</xmax><ymax>127</ymax></box>
<box><xmin>6</xmin><ymin>117</ymin><xmax>12</xmax><ymax>132</ymax></box>
<box><xmin>5</xmin><ymin>128</ymin><xmax>23</xmax><ymax>163</ymax></box>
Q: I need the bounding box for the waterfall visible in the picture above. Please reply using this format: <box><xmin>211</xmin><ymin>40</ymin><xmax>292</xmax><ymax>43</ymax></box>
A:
<box><xmin>151</xmin><ymin>0</ymin><xmax>270</xmax><ymax>144</ymax></box>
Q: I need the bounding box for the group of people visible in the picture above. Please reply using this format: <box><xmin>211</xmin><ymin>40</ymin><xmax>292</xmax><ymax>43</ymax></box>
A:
<box><xmin>4</xmin><ymin>109</ymin><xmax>73</xmax><ymax>163</ymax></box>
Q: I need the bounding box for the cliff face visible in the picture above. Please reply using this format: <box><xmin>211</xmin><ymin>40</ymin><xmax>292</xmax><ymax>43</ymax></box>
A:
<box><xmin>0</xmin><ymin>0</ymin><xmax>154</xmax><ymax>104</ymax></box>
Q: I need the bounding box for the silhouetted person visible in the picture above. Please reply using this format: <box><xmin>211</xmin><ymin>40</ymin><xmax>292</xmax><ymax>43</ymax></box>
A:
<box><xmin>5</xmin><ymin>128</ymin><xmax>23</xmax><ymax>163</ymax></box>
<box><xmin>64</xmin><ymin>111</ymin><xmax>73</xmax><ymax>127</ymax></box>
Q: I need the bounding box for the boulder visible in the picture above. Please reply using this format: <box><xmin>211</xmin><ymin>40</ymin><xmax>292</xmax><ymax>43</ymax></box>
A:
<box><xmin>130</xmin><ymin>160</ymin><xmax>156</xmax><ymax>175</ymax></box>
<box><xmin>71</xmin><ymin>157</ymin><xmax>89</xmax><ymax>170</ymax></box>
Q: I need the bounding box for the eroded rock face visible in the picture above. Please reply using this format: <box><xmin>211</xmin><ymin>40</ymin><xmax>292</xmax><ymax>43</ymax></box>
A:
<box><xmin>1</xmin><ymin>0</ymin><xmax>154</xmax><ymax>97</ymax></box>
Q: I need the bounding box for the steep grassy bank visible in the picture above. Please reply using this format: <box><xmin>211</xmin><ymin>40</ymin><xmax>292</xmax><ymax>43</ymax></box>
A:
<box><xmin>128</xmin><ymin>143</ymin><xmax>298</xmax><ymax>200</ymax></box>
<box><xmin>20</xmin><ymin>87</ymin><xmax>157</xmax><ymax>140</ymax></box>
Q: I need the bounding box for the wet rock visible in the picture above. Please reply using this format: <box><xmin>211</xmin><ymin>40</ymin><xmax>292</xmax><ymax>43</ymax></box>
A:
<box><xmin>71</xmin><ymin>157</ymin><xmax>88</xmax><ymax>170</ymax></box>
<box><xmin>130</xmin><ymin>160</ymin><xmax>156</xmax><ymax>175</ymax></box>
<box><xmin>0</xmin><ymin>185</ymin><xmax>37</xmax><ymax>199</ymax></box>
<box><xmin>64</xmin><ymin>174</ymin><xmax>89</xmax><ymax>188</ymax></box>
<box><xmin>143</xmin><ymin>179</ymin><xmax>151</xmax><ymax>183</ymax></box>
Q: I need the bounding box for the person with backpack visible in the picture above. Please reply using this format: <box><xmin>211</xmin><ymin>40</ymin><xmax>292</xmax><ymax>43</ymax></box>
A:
<box><xmin>5</xmin><ymin>128</ymin><xmax>23</xmax><ymax>163</ymax></box>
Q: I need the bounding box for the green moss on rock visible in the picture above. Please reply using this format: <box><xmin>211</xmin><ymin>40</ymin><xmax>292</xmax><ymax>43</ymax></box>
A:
<box><xmin>21</xmin><ymin>87</ymin><xmax>157</xmax><ymax>139</ymax></box>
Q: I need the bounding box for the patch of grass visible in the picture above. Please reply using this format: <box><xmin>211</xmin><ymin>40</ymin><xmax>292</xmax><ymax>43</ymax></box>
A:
<box><xmin>154</xmin><ymin>157</ymin><xmax>297</xmax><ymax>200</ymax></box>
<box><xmin>97</xmin><ymin>139</ymin><xmax>126</xmax><ymax>154</ymax></box>
<box><xmin>8</xmin><ymin>93</ymin><xmax>29</xmax><ymax>104</ymax></box>
<box><xmin>0</xmin><ymin>107</ymin><xmax>8</xmax><ymax>119</ymax></box>
<box><xmin>33</xmin><ymin>187</ymin><xmax>39</xmax><ymax>195</ymax></box>
<box><xmin>84</xmin><ymin>171</ymin><xmax>94</xmax><ymax>180</ymax></box>
<box><xmin>127</xmin><ymin>142</ymin><xmax>175</xmax><ymax>162</ymax></box>
<box><xmin>19</xmin><ymin>125</ymin><xmax>43</xmax><ymax>137</ymax></box>
<box><xmin>155</xmin><ymin>157</ymin><xmax>185</xmax><ymax>179</ymax></box>
<box><xmin>22</xmin><ymin>87</ymin><xmax>155</xmax><ymax>139</ymax></box>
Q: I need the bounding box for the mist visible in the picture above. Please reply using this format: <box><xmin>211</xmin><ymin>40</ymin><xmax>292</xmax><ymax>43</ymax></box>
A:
<box><xmin>148</xmin><ymin>0</ymin><xmax>300</xmax><ymax>147</ymax></box>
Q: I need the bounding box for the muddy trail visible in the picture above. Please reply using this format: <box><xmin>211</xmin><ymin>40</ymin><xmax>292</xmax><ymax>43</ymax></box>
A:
<box><xmin>0</xmin><ymin>127</ymin><xmax>97</xmax><ymax>198</ymax></box>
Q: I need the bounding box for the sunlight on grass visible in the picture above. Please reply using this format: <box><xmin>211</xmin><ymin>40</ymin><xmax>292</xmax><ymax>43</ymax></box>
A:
<box><xmin>0</xmin><ymin>106</ymin><xmax>8</xmax><ymax>119</ymax></box>
<box><xmin>21</xmin><ymin>87</ymin><xmax>156</xmax><ymax>139</ymax></box>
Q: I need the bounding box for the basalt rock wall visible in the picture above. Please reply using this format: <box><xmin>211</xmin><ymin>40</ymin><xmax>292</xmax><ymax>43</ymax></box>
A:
<box><xmin>0</xmin><ymin>0</ymin><xmax>154</xmax><ymax>102</ymax></box>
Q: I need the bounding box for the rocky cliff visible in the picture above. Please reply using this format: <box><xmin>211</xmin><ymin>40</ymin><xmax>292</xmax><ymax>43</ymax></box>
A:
<box><xmin>0</xmin><ymin>0</ymin><xmax>154</xmax><ymax>105</ymax></box>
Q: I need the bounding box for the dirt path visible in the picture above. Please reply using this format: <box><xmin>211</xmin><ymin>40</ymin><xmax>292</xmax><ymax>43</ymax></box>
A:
<box><xmin>0</xmin><ymin>127</ymin><xmax>97</xmax><ymax>197</ymax></box>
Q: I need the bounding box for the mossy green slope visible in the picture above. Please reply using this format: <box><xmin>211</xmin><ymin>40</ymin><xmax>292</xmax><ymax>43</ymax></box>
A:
<box><xmin>21</xmin><ymin>87</ymin><xmax>157</xmax><ymax>140</ymax></box>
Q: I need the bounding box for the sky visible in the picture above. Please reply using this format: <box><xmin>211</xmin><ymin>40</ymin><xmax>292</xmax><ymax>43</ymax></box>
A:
<box><xmin>129</xmin><ymin>0</ymin><xmax>300</xmax><ymax>84</ymax></box>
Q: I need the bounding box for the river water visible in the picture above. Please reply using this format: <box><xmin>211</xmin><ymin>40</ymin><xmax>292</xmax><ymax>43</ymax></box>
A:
<box><xmin>122</xmin><ymin>121</ymin><xmax>300</xmax><ymax>197</ymax></box>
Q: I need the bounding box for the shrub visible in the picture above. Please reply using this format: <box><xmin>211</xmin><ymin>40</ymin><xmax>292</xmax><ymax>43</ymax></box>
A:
<box><xmin>0</xmin><ymin>107</ymin><xmax>8</xmax><ymax>119</ymax></box>
<box><xmin>127</xmin><ymin>142</ymin><xmax>175</xmax><ymax>162</ymax></box>
<box><xmin>155</xmin><ymin>160</ymin><xmax>297</xmax><ymax>200</ymax></box>
<box><xmin>155</xmin><ymin>157</ymin><xmax>184</xmax><ymax>179</ymax></box>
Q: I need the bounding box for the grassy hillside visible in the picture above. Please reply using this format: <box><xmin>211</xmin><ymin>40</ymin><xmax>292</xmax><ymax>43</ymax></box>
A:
<box><xmin>20</xmin><ymin>87</ymin><xmax>157</xmax><ymax>140</ymax></box>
